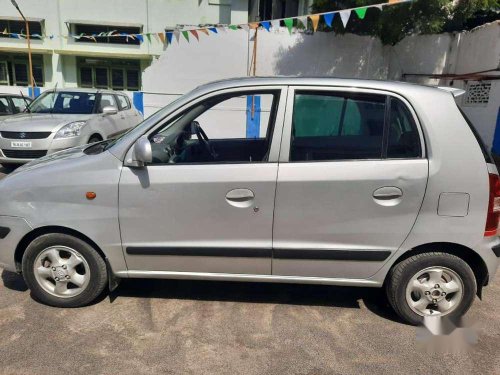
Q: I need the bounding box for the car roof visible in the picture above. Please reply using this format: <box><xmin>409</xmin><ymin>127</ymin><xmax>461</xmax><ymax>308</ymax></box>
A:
<box><xmin>193</xmin><ymin>76</ymin><xmax>449</xmax><ymax>97</ymax></box>
<box><xmin>43</xmin><ymin>88</ymin><xmax>127</xmax><ymax>95</ymax></box>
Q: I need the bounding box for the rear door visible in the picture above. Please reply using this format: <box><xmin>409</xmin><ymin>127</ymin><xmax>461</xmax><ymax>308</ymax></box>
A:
<box><xmin>272</xmin><ymin>86</ymin><xmax>428</xmax><ymax>279</ymax></box>
<box><xmin>115</xmin><ymin>94</ymin><xmax>138</xmax><ymax>132</ymax></box>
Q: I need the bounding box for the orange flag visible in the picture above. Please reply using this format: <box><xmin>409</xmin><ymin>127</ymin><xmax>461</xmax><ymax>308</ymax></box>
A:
<box><xmin>388</xmin><ymin>0</ymin><xmax>400</xmax><ymax>3</ymax></box>
<box><xmin>249</xmin><ymin>22</ymin><xmax>259</xmax><ymax>29</ymax></box>
<box><xmin>190</xmin><ymin>30</ymin><xmax>199</xmax><ymax>41</ymax></box>
<box><xmin>309</xmin><ymin>15</ymin><xmax>320</xmax><ymax>32</ymax></box>
<box><xmin>158</xmin><ymin>32</ymin><xmax>165</xmax><ymax>44</ymax></box>
<box><xmin>199</xmin><ymin>28</ymin><xmax>209</xmax><ymax>36</ymax></box>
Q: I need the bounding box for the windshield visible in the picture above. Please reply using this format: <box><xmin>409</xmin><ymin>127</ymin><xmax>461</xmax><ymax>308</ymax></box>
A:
<box><xmin>29</xmin><ymin>91</ymin><xmax>96</xmax><ymax>114</ymax></box>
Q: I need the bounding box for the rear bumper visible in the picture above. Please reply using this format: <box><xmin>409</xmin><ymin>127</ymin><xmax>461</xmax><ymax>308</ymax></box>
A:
<box><xmin>478</xmin><ymin>236</ymin><xmax>500</xmax><ymax>284</ymax></box>
<box><xmin>0</xmin><ymin>216</ymin><xmax>32</xmax><ymax>272</ymax></box>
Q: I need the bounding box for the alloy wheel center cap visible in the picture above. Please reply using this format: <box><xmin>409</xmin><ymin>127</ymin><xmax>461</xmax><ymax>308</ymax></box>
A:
<box><xmin>53</xmin><ymin>267</ymin><xmax>67</xmax><ymax>279</ymax></box>
<box><xmin>427</xmin><ymin>288</ymin><xmax>444</xmax><ymax>301</ymax></box>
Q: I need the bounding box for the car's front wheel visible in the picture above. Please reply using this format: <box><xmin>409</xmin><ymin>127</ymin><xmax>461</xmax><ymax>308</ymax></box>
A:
<box><xmin>22</xmin><ymin>233</ymin><xmax>108</xmax><ymax>307</ymax></box>
<box><xmin>386</xmin><ymin>252</ymin><xmax>476</xmax><ymax>325</ymax></box>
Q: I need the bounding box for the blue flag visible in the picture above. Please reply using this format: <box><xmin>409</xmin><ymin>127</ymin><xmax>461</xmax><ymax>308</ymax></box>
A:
<box><xmin>261</xmin><ymin>21</ymin><xmax>271</xmax><ymax>32</ymax></box>
<box><xmin>323</xmin><ymin>13</ymin><xmax>334</xmax><ymax>27</ymax></box>
<box><xmin>209</xmin><ymin>27</ymin><xmax>218</xmax><ymax>34</ymax></box>
<box><xmin>135</xmin><ymin>34</ymin><xmax>144</xmax><ymax>43</ymax></box>
<box><xmin>166</xmin><ymin>32</ymin><xmax>173</xmax><ymax>44</ymax></box>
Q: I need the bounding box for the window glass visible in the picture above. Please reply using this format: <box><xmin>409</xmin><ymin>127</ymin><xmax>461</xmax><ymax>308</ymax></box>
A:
<box><xmin>116</xmin><ymin>95</ymin><xmax>130</xmax><ymax>110</ymax></box>
<box><xmin>80</xmin><ymin>67</ymin><xmax>93</xmax><ymax>87</ymax></box>
<box><xmin>291</xmin><ymin>92</ymin><xmax>386</xmax><ymax>161</ymax></box>
<box><xmin>74</xmin><ymin>24</ymin><xmax>141</xmax><ymax>45</ymax></box>
<box><xmin>95</xmin><ymin>67</ymin><xmax>109</xmax><ymax>88</ymax></box>
<box><xmin>14</xmin><ymin>63</ymin><xmax>28</xmax><ymax>85</ymax></box>
<box><xmin>0</xmin><ymin>97</ymin><xmax>11</xmax><ymax>115</ymax></box>
<box><xmin>29</xmin><ymin>92</ymin><xmax>96</xmax><ymax>114</ymax></box>
<box><xmin>148</xmin><ymin>92</ymin><xmax>279</xmax><ymax>165</ymax></box>
<box><xmin>11</xmin><ymin>97</ymin><xmax>29</xmax><ymax>113</ymax></box>
<box><xmin>126</xmin><ymin>70</ymin><xmax>140</xmax><ymax>90</ymax></box>
<box><xmin>98</xmin><ymin>94</ymin><xmax>117</xmax><ymax>112</ymax></box>
<box><xmin>387</xmin><ymin>97</ymin><xmax>421</xmax><ymax>158</ymax></box>
<box><xmin>112</xmin><ymin>69</ymin><xmax>124</xmax><ymax>89</ymax></box>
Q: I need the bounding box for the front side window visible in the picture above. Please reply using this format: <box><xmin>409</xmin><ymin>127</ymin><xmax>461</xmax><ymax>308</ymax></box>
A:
<box><xmin>98</xmin><ymin>94</ymin><xmax>117</xmax><ymax>112</ymax></box>
<box><xmin>148</xmin><ymin>91</ymin><xmax>280</xmax><ymax>165</ymax></box>
<box><xmin>29</xmin><ymin>92</ymin><xmax>96</xmax><ymax>114</ymax></box>
<box><xmin>0</xmin><ymin>97</ymin><xmax>11</xmax><ymax>115</ymax></box>
<box><xmin>291</xmin><ymin>92</ymin><xmax>386</xmax><ymax>161</ymax></box>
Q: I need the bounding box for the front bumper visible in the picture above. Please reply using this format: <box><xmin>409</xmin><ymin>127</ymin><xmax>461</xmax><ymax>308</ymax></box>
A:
<box><xmin>0</xmin><ymin>135</ymin><xmax>88</xmax><ymax>164</ymax></box>
<box><xmin>0</xmin><ymin>216</ymin><xmax>33</xmax><ymax>272</ymax></box>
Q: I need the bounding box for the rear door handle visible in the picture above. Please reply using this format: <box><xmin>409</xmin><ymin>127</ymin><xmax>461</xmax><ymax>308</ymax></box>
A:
<box><xmin>373</xmin><ymin>187</ymin><xmax>403</xmax><ymax>205</ymax></box>
<box><xmin>226</xmin><ymin>188</ymin><xmax>255</xmax><ymax>208</ymax></box>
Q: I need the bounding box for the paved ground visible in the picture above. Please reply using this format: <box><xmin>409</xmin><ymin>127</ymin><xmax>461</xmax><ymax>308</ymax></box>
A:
<box><xmin>0</xmin><ymin>166</ymin><xmax>499</xmax><ymax>375</ymax></box>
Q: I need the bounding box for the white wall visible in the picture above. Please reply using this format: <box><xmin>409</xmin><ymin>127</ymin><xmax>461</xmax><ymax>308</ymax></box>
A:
<box><xmin>142</xmin><ymin>21</ymin><xmax>500</xmax><ymax>149</ymax></box>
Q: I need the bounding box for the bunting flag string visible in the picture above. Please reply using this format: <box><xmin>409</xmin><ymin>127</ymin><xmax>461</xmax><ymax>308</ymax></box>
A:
<box><xmin>0</xmin><ymin>0</ymin><xmax>410</xmax><ymax>45</ymax></box>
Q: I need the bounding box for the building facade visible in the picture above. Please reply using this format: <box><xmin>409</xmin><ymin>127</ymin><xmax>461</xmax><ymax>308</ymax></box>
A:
<box><xmin>0</xmin><ymin>0</ymin><xmax>249</xmax><ymax>95</ymax></box>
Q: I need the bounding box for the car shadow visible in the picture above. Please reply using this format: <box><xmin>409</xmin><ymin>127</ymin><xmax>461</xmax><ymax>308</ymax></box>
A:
<box><xmin>1</xmin><ymin>269</ymin><xmax>404</xmax><ymax>324</ymax></box>
<box><xmin>113</xmin><ymin>277</ymin><xmax>404</xmax><ymax>324</ymax></box>
<box><xmin>1</xmin><ymin>269</ymin><xmax>28</xmax><ymax>292</ymax></box>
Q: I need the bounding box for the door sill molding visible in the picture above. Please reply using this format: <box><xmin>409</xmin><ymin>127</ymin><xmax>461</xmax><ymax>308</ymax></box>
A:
<box><xmin>115</xmin><ymin>270</ymin><xmax>382</xmax><ymax>287</ymax></box>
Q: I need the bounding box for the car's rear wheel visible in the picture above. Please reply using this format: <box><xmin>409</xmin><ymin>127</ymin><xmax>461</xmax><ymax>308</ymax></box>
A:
<box><xmin>386</xmin><ymin>252</ymin><xmax>476</xmax><ymax>325</ymax></box>
<box><xmin>22</xmin><ymin>233</ymin><xmax>108</xmax><ymax>307</ymax></box>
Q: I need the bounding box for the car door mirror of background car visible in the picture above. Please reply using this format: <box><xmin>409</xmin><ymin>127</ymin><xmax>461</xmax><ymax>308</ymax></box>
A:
<box><xmin>102</xmin><ymin>106</ymin><xmax>118</xmax><ymax>116</ymax></box>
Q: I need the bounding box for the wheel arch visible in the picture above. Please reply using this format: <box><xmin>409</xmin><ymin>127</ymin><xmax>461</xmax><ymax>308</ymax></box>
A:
<box><xmin>88</xmin><ymin>133</ymin><xmax>104</xmax><ymax>143</ymax></box>
<box><xmin>387</xmin><ymin>242</ymin><xmax>489</xmax><ymax>297</ymax></box>
<box><xmin>14</xmin><ymin>226</ymin><xmax>107</xmax><ymax>273</ymax></box>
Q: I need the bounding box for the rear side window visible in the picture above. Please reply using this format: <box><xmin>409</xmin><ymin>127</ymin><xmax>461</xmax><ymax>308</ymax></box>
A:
<box><xmin>387</xmin><ymin>97</ymin><xmax>422</xmax><ymax>158</ymax></box>
<box><xmin>116</xmin><ymin>95</ymin><xmax>131</xmax><ymax>111</ymax></box>
<box><xmin>291</xmin><ymin>92</ymin><xmax>385</xmax><ymax>161</ymax></box>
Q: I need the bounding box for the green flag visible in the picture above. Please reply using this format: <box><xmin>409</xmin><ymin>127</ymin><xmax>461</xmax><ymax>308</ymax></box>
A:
<box><xmin>355</xmin><ymin>7</ymin><xmax>368</xmax><ymax>19</ymax></box>
<box><xmin>283</xmin><ymin>18</ymin><xmax>293</xmax><ymax>35</ymax></box>
<box><xmin>229</xmin><ymin>25</ymin><xmax>238</xmax><ymax>30</ymax></box>
<box><xmin>146</xmin><ymin>33</ymin><xmax>152</xmax><ymax>43</ymax></box>
<box><xmin>182</xmin><ymin>30</ymin><xmax>189</xmax><ymax>42</ymax></box>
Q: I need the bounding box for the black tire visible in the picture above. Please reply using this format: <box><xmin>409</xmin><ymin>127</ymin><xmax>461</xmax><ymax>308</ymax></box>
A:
<box><xmin>22</xmin><ymin>233</ymin><xmax>108</xmax><ymax>307</ymax></box>
<box><xmin>88</xmin><ymin>135</ymin><xmax>103</xmax><ymax>144</ymax></box>
<box><xmin>386</xmin><ymin>252</ymin><xmax>477</xmax><ymax>326</ymax></box>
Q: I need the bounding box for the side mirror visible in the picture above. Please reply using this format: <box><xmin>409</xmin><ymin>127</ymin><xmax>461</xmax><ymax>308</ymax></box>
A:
<box><xmin>102</xmin><ymin>106</ymin><xmax>118</xmax><ymax>116</ymax></box>
<box><xmin>131</xmin><ymin>135</ymin><xmax>152</xmax><ymax>166</ymax></box>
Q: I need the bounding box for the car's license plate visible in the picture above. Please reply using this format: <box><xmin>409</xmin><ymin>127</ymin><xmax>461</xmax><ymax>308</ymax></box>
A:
<box><xmin>10</xmin><ymin>141</ymin><xmax>32</xmax><ymax>148</ymax></box>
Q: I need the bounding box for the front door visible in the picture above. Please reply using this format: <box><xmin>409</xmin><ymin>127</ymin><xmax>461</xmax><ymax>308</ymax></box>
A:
<box><xmin>119</xmin><ymin>87</ymin><xmax>286</xmax><ymax>274</ymax></box>
<box><xmin>272</xmin><ymin>87</ymin><xmax>428</xmax><ymax>279</ymax></box>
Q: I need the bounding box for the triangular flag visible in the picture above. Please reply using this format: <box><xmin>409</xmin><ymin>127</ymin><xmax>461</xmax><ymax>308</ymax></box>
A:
<box><xmin>374</xmin><ymin>4</ymin><xmax>384</xmax><ymax>10</ymax></box>
<box><xmin>388</xmin><ymin>0</ymin><xmax>401</xmax><ymax>3</ymax></box>
<box><xmin>153</xmin><ymin>33</ymin><xmax>160</xmax><ymax>43</ymax></box>
<box><xmin>166</xmin><ymin>32</ymin><xmax>173</xmax><ymax>44</ymax></box>
<box><xmin>217</xmin><ymin>26</ymin><xmax>227</xmax><ymax>33</ymax></box>
<box><xmin>190</xmin><ymin>29</ymin><xmax>199</xmax><ymax>41</ymax></box>
<box><xmin>283</xmin><ymin>18</ymin><xmax>293</xmax><ymax>35</ymax></box>
<box><xmin>173</xmin><ymin>29</ymin><xmax>180</xmax><ymax>43</ymax></box>
<box><xmin>309</xmin><ymin>15</ymin><xmax>320</xmax><ymax>32</ymax></box>
<box><xmin>271</xmin><ymin>20</ymin><xmax>280</xmax><ymax>30</ymax></box>
<box><xmin>158</xmin><ymin>32</ymin><xmax>165</xmax><ymax>44</ymax></box>
<box><xmin>354</xmin><ymin>7</ymin><xmax>368</xmax><ymax>19</ymax></box>
<box><xmin>135</xmin><ymin>34</ymin><xmax>144</xmax><ymax>43</ymax></box>
<box><xmin>297</xmin><ymin>16</ymin><xmax>308</xmax><ymax>29</ymax></box>
<box><xmin>240</xmin><ymin>24</ymin><xmax>249</xmax><ymax>32</ymax></box>
<box><xmin>208</xmin><ymin>27</ymin><xmax>218</xmax><ymax>34</ymax></box>
<box><xmin>261</xmin><ymin>21</ymin><xmax>271</xmax><ymax>32</ymax></box>
<box><xmin>146</xmin><ymin>33</ymin><xmax>152</xmax><ymax>43</ymax></box>
<box><xmin>323</xmin><ymin>13</ymin><xmax>334</xmax><ymax>28</ymax></box>
<box><xmin>339</xmin><ymin>10</ymin><xmax>351</xmax><ymax>28</ymax></box>
<box><xmin>229</xmin><ymin>25</ymin><xmax>239</xmax><ymax>30</ymax></box>
<box><xmin>1</xmin><ymin>28</ymin><xmax>7</xmax><ymax>34</ymax></box>
<box><xmin>182</xmin><ymin>30</ymin><xmax>189</xmax><ymax>42</ymax></box>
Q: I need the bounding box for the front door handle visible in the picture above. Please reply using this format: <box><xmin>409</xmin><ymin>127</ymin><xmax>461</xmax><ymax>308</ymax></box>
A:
<box><xmin>226</xmin><ymin>188</ymin><xmax>255</xmax><ymax>208</ymax></box>
<box><xmin>373</xmin><ymin>186</ymin><xmax>403</xmax><ymax>206</ymax></box>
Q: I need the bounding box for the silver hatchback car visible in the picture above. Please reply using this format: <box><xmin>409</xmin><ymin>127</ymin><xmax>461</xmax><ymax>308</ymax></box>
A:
<box><xmin>0</xmin><ymin>88</ymin><xmax>142</xmax><ymax>168</ymax></box>
<box><xmin>0</xmin><ymin>77</ymin><xmax>498</xmax><ymax>325</ymax></box>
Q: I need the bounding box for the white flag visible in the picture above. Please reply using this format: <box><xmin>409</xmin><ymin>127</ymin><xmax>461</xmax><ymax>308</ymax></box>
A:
<box><xmin>339</xmin><ymin>10</ymin><xmax>351</xmax><ymax>28</ymax></box>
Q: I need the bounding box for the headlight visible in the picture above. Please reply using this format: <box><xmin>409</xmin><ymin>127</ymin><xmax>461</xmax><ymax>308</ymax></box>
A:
<box><xmin>54</xmin><ymin>121</ymin><xmax>87</xmax><ymax>139</ymax></box>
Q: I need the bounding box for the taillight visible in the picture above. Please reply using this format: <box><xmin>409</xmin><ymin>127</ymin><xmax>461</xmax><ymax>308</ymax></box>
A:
<box><xmin>484</xmin><ymin>173</ymin><xmax>500</xmax><ymax>236</ymax></box>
